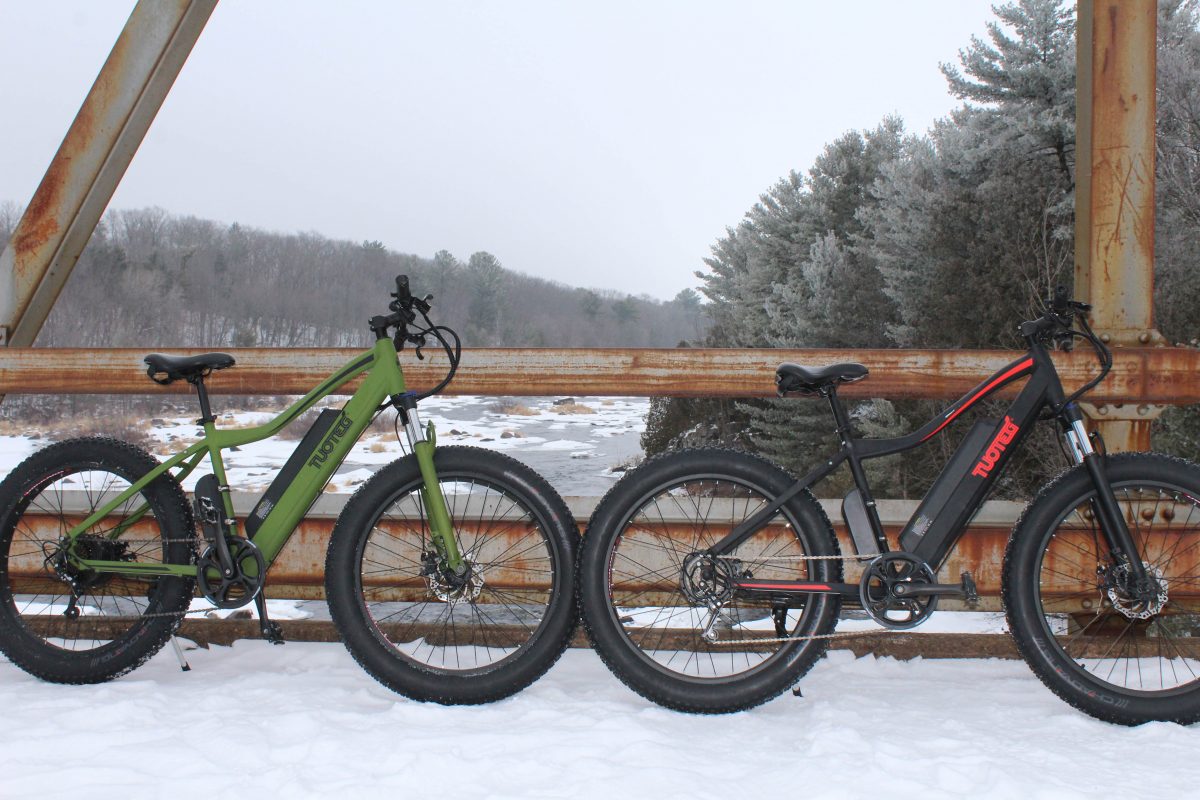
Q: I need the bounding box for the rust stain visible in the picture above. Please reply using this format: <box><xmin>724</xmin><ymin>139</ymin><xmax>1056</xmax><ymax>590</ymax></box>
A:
<box><xmin>9</xmin><ymin>49</ymin><xmax>105</xmax><ymax>268</ymax></box>
<box><xmin>9</xmin><ymin>5</ymin><xmax>135</xmax><ymax>276</ymax></box>
<box><xmin>11</xmin><ymin>169</ymin><xmax>64</xmax><ymax>265</ymax></box>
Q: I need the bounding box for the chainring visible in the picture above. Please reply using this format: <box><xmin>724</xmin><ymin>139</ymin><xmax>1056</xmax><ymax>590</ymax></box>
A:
<box><xmin>858</xmin><ymin>552</ymin><xmax>938</xmax><ymax>630</ymax></box>
<box><xmin>197</xmin><ymin>537</ymin><xmax>266</xmax><ymax>609</ymax></box>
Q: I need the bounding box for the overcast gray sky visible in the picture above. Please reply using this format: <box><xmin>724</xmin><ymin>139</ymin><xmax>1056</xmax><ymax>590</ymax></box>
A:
<box><xmin>2</xmin><ymin>1</ymin><xmax>999</xmax><ymax>300</ymax></box>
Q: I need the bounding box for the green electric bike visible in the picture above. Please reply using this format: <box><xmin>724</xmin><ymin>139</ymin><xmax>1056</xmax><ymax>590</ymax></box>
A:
<box><xmin>0</xmin><ymin>275</ymin><xmax>579</xmax><ymax>704</ymax></box>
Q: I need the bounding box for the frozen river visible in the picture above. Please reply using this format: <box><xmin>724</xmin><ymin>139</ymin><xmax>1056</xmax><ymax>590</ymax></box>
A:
<box><xmin>0</xmin><ymin>395</ymin><xmax>649</xmax><ymax>499</ymax></box>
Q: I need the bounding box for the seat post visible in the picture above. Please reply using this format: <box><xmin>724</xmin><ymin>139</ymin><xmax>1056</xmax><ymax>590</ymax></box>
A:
<box><xmin>189</xmin><ymin>376</ymin><xmax>216</xmax><ymax>425</ymax></box>
<box><xmin>822</xmin><ymin>386</ymin><xmax>854</xmax><ymax>440</ymax></box>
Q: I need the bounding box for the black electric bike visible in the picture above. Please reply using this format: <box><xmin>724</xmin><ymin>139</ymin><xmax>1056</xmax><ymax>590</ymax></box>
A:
<box><xmin>578</xmin><ymin>291</ymin><xmax>1200</xmax><ymax>725</ymax></box>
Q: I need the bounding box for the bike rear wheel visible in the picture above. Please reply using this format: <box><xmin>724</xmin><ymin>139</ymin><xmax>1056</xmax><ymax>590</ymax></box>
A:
<box><xmin>578</xmin><ymin>449</ymin><xmax>841</xmax><ymax>713</ymax></box>
<box><xmin>1004</xmin><ymin>453</ymin><xmax>1200</xmax><ymax>725</ymax></box>
<box><xmin>0</xmin><ymin>438</ymin><xmax>196</xmax><ymax>683</ymax></box>
<box><xmin>324</xmin><ymin>446</ymin><xmax>578</xmax><ymax>704</ymax></box>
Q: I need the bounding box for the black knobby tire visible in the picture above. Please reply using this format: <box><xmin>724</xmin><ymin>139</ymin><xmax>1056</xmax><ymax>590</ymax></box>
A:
<box><xmin>0</xmin><ymin>437</ymin><xmax>196</xmax><ymax>683</ymax></box>
<box><xmin>578</xmin><ymin>448</ymin><xmax>842</xmax><ymax>713</ymax></box>
<box><xmin>1004</xmin><ymin>453</ymin><xmax>1200</xmax><ymax>725</ymax></box>
<box><xmin>324</xmin><ymin>446</ymin><xmax>578</xmax><ymax>704</ymax></box>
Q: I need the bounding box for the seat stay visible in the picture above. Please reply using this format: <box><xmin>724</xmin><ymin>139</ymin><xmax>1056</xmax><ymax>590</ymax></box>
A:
<box><xmin>704</xmin><ymin>451</ymin><xmax>847</xmax><ymax>557</ymax></box>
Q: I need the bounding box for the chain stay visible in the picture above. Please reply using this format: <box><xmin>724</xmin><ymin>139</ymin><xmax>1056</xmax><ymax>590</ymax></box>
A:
<box><xmin>704</xmin><ymin>551</ymin><xmax>903</xmax><ymax>646</ymax></box>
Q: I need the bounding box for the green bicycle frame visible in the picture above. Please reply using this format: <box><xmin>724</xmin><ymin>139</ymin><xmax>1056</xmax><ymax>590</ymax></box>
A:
<box><xmin>64</xmin><ymin>336</ymin><xmax>463</xmax><ymax>578</ymax></box>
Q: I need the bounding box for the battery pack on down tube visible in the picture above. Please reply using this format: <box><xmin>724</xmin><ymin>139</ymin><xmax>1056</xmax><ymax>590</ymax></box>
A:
<box><xmin>243</xmin><ymin>408</ymin><xmax>341</xmax><ymax>539</ymax></box>
<box><xmin>897</xmin><ymin>418</ymin><xmax>1002</xmax><ymax>564</ymax></box>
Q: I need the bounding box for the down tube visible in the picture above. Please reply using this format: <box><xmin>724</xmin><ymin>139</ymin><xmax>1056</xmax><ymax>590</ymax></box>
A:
<box><xmin>248</xmin><ymin>347</ymin><xmax>404</xmax><ymax>563</ymax></box>
<box><xmin>905</xmin><ymin>372</ymin><xmax>1049</xmax><ymax>569</ymax></box>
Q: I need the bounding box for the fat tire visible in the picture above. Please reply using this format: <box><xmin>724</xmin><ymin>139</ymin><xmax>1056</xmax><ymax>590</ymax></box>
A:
<box><xmin>1004</xmin><ymin>452</ymin><xmax>1200</xmax><ymax>725</ymax></box>
<box><xmin>578</xmin><ymin>448</ymin><xmax>841</xmax><ymax>713</ymax></box>
<box><xmin>324</xmin><ymin>446</ymin><xmax>578</xmax><ymax>704</ymax></box>
<box><xmin>0</xmin><ymin>437</ymin><xmax>196</xmax><ymax>683</ymax></box>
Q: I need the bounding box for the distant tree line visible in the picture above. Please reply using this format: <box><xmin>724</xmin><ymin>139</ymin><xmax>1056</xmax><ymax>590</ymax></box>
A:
<box><xmin>643</xmin><ymin>0</ymin><xmax>1200</xmax><ymax>499</ymax></box>
<box><xmin>0</xmin><ymin>206</ymin><xmax>704</xmax><ymax>352</ymax></box>
<box><xmin>0</xmin><ymin>201</ymin><xmax>705</xmax><ymax>425</ymax></box>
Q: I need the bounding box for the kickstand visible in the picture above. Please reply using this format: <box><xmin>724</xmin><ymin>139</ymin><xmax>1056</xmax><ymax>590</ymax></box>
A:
<box><xmin>254</xmin><ymin>592</ymin><xmax>285</xmax><ymax>645</ymax></box>
<box><xmin>169</xmin><ymin>636</ymin><xmax>191</xmax><ymax>672</ymax></box>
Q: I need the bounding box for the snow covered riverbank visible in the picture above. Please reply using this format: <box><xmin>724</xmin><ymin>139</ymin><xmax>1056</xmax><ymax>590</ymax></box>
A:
<box><xmin>0</xmin><ymin>395</ymin><xmax>648</xmax><ymax>497</ymax></box>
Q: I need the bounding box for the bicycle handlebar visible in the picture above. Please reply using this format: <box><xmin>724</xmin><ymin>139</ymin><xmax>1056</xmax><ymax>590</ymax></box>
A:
<box><xmin>370</xmin><ymin>274</ymin><xmax>462</xmax><ymax>401</ymax></box>
<box><xmin>1022</xmin><ymin>285</ymin><xmax>1111</xmax><ymax>408</ymax></box>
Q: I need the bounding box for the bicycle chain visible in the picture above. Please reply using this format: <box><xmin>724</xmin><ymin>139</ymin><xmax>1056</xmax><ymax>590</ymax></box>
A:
<box><xmin>39</xmin><ymin>535</ymin><xmax>239</xmax><ymax>621</ymax></box>
<box><xmin>699</xmin><ymin>551</ymin><xmax>907</xmax><ymax>646</ymax></box>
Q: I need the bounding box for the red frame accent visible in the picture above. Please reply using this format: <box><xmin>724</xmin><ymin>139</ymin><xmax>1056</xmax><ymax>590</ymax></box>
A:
<box><xmin>735</xmin><ymin>581</ymin><xmax>833</xmax><ymax>592</ymax></box>
<box><xmin>920</xmin><ymin>357</ymin><xmax>1034</xmax><ymax>442</ymax></box>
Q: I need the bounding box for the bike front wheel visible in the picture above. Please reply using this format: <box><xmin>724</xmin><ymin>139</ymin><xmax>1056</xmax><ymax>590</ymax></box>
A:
<box><xmin>578</xmin><ymin>448</ymin><xmax>842</xmax><ymax>713</ymax></box>
<box><xmin>0</xmin><ymin>437</ymin><xmax>196</xmax><ymax>683</ymax></box>
<box><xmin>324</xmin><ymin>446</ymin><xmax>578</xmax><ymax>704</ymax></box>
<box><xmin>1004</xmin><ymin>453</ymin><xmax>1200</xmax><ymax>725</ymax></box>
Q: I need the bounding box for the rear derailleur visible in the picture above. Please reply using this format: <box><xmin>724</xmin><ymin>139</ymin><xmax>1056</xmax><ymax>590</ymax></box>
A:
<box><xmin>43</xmin><ymin>534</ymin><xmax>136</xmax><ymax>619</ymax></box>
<box><xmin>680</xmin><ymin>553</ymin><xmax>740</xmax><ymax>642</ymax></box>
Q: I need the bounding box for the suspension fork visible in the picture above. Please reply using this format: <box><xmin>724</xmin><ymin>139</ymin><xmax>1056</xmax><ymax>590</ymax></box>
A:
<box><xmin>395</xmin><ymin>393</ymin><xmax>465</xmax><ymax>574</ymax></box>
<box><xmin>1061</xmin><ymin>403</ymin><xmax>1148</xmax><ymax>583</ymax></box>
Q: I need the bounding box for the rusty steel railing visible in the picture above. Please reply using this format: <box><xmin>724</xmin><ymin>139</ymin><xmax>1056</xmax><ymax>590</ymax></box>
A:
<box><xmin>10</xmin><ymin>491</ymin><xmax>1031</xmax><ymax>658</ymax></box>
<box><xmin>2</xmin><ymin>345</ymin><xmax>1198</xmax><ymax>404</ymax></box>
<box><xmin>6</xmin><ymin>491</ymin><xmax>1025</xmax><ymax>611</ymax></box>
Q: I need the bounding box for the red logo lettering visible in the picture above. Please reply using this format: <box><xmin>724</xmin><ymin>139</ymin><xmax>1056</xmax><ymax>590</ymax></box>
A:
<box><xmin>971</xmin><ymin>416</ymin><xmax>1020</xmax><ymax>478</ymax></box>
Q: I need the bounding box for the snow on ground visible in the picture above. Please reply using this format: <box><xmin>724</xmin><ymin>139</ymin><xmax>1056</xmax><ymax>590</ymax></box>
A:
<box><xmin>2</xmin><ymin>642</ymin><xmax>1198</xmax><ymax>800</ymax></box>
<box><xmin>3</xmin><ymin>400</ymin><xmax>1199</xmax><ymax>797</ymax></box>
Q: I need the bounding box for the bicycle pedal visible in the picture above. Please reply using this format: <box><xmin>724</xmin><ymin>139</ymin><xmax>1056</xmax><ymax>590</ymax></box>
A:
<box><xmin>960</xmin><ymin>571</ymin><xmax>979</xmax><ymax>605</ymax></box>
<box><xmin>261</xmin><ymin>620</ymin><xmax>285</xmax><ymax>645</ymax></box>
<box><xmin>253</xmin><ymin>592</ymin><xmax>285</xmax><ymax>644</ymax></box>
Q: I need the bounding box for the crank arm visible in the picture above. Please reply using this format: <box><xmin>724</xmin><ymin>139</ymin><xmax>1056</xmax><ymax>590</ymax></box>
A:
<box><xmin>891</xmin><ymin>582</ymin><xmax>968</xmax><ymax>599</ymax></box>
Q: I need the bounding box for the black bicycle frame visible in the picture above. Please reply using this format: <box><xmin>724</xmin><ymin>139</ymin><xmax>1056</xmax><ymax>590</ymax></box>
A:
<box><xmin>707</xmin><ymin>334</ymin><xmax>1145</xmax><ymax>596</ymax></box>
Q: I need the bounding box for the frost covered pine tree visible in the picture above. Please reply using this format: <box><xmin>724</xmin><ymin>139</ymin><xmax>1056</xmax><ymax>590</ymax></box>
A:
<box><xmin>870</xmin><ymin>0</ymin><xmax>1077</xmax><ymax>349</ymax></box>
<box><xmin>739</xmin><ymin>125</ymin><xmax>902</xmax><ymax>479</ymax></box>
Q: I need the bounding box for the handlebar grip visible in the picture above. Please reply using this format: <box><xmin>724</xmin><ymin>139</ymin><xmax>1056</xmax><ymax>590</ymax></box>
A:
<box><xmin>394</xmin><ymin>274</ymin><xmax>412</xmax><ymax>302</ymax></box>
<box><xmin>1051</xmin><ymin>285</ymin><xmax>1070</xmax><ymax>314</ymax></box>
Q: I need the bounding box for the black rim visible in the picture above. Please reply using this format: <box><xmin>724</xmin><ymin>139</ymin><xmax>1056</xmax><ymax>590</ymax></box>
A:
<box><xmin>1034</xmin><ymin>480</ymin><xmax>1200</xmax><ymax>696</ymax></box>
<box><xmin>603</xmin><ymin>474</ymin><xmax>822</xmax><ymax>684</ymax></box>
<box><xmin>1</xmin><ymin>466</ymin><xmax>174</xmax><ymax>655</ymax></box>
<box><xmin>355</xmin><ymin>472</ymin><xmax>558</xmax><ymax>675</ymax></box>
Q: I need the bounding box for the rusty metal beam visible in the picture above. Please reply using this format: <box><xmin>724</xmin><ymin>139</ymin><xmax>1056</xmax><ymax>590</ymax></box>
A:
<box><xmin>1075</xmin><ymin>0</ymin><xmax>1163</xmax><ymax>452</ymax></box>
<box><xmin>1075</xmin><ymin>0</ymin><xmax>1159</xmax><ymax>344</ymax></box>
<box><xmin>15</xmin><ymin>493</ymin><xmax>1200</xmax><ymax>615</ymax></box>
<box><xmin>21</xmin><ymin>617</ymin><xmax>1028</xmax><ymax>659</ymax></box>
<box><xmin>0</xmin><ymin>0</ymin><xmax>217</xmax><ymax>348</ymax></box>
<box><xmin>3</xmin><ymin>493</ymin><xmax>1027</xmax><ymax>610</ymax></box>
<box><xmin>1</xmin><ymin>346</ymin><xmax>1198</xmax><ymax>404</ymax></box>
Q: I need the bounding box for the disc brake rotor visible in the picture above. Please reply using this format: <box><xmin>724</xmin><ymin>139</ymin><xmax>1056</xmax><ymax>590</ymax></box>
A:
<box><xmin>1107</xmin><ymin>562</ymin><xmax>1168</xmax><ymax>621</ymax></box>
